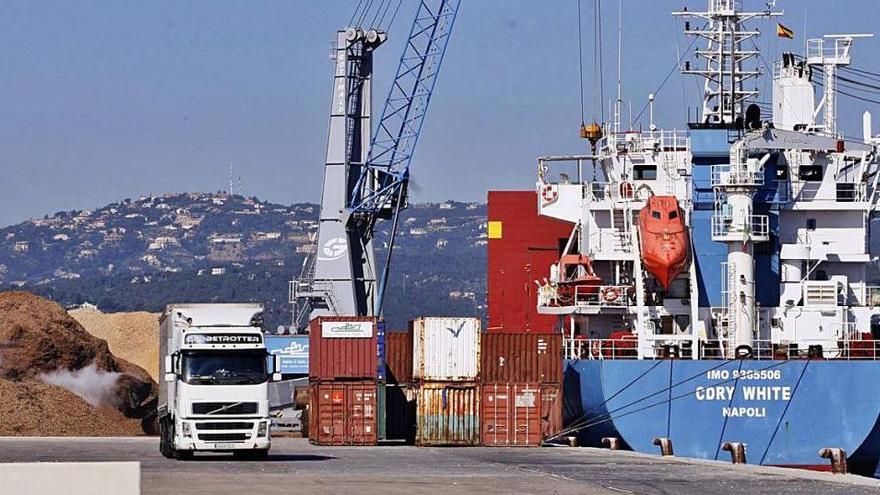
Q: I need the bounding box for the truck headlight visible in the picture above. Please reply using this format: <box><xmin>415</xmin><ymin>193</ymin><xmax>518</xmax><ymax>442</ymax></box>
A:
<box><xmin>181</xmin><ymin>421</ymin><xmax>192</xmax><ymax>438</ymax></box>
<box><xmin>257</xmin><ymin>421</ymin><xmax>268</xmax><ymax>438</ymax></box>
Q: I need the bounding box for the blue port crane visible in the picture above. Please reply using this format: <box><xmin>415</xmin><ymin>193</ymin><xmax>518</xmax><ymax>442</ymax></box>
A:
<box><xmin>292</xmin><ymin>0</ymin><xmax>461</xmax><ymax>329</ymax></box>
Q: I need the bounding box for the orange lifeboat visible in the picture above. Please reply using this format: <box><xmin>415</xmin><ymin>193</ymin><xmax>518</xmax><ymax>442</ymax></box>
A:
<box><xmin>554</xmin><ymin>254</ymin><xmax>603</xmax><ymax>304</ymax></box>
<box><xmin>638</xmin><ymin>196</ymin><xmax>690</xmax><ymax>290</ymax></box>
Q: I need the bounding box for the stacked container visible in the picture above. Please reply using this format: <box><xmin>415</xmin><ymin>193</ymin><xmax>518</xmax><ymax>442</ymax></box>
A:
<box><xmin>480</xmin><ymin>333</ymin><xmax>563</xmax><ymax>446</ymax></box>
<box><xmin>308</xmin><ymin>316</ymin><xmax>378</xmax><ymax>446</ymax></box>
<box><xmin>382</xmin><ymin>329</ymin><xmax>416</xmax><ymax>443</ymax></box>
<box><xmin>412</xmin><ymin>317</ymin><xmax>481</xmax><ymax>446</ymax></box>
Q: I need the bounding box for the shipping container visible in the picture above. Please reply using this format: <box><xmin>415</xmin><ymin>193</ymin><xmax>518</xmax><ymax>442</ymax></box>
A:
<box><xmin>309</xmin><ymin>380</ymin><xmax>378</xmax><ymax>446</ymax></box>
<box><xmin>412</xmin><ymin>317</ymin><xmax>480</xmax><ymax>382</ymax></box>
<box><xmin>384</xmin><ymin>383</ymin><xmax>416</xmax><ymax>444</ymax></box>
<box><xmin>540</xmin><ymin>383</ymin><xmax>563</xmax><ymax>441</ymax></box>
<box><xmin>481</xmin><ymin>332</ymin><xmax>563</xmax><ymax>384</ymax></box>
<box><xmin>481</xmin><ymin>383</ymin><xmax>542</xmax><ymax>446</ymax></box>
<box><xmin>385</xmin><ymin>330</ymin><xmax>413</xmax><ymax>384</ymax></box>
<box><xmin>481</xmin><ymin>382</ymin><xmax>563</xmax><ymax>446</ymax></box>
<box><xmin>415</xmin><ymin>382</ymin><xmax>480</xmax><ymax>446</ymax></box>
<box><xmin>487</xmin><ymin>191</ymin><xmax>574</xmax><ymax>334</ymax></box>
<box><xmin>309</xmin><ymin>316</ymin><xmax>378</xmax><ymax>380</ymax></box>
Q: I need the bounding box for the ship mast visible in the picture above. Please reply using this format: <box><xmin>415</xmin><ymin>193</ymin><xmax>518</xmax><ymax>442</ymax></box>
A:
<box><xmin>674</xmin><ymin>1</ymin><xmax>781</xmax><ymax>125</ymax></box>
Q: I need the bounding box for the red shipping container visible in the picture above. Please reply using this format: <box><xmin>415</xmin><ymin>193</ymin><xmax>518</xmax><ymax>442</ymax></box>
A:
<box><xmin>540</xmin><ymin>383</ymin><xmax>563</xmax><ymax>441</ymax></box>
<box><xmin>384</xmin><ymin>330</ymin><xmax>413</xmax><ymax>384</ymax></box>
<box><xmin>309</xmin><ymin>316</ymin><xmax>377</xmax><ymax>380</ymax></box>
<box><xmin>487</xmin><ymin>191</ymin><xmax>573</xmax><ymax>334</ymax></box>
<box><xmin>481</xmin><ymin>332</ymin><xmax>563</xmax><ymax>384</ymax></box>
<box><xmin>481</xmin><ymin>382</ymin><xmax>563</xmax><ymax>447</ymax></box>
<box><xmin>309</xmin><ymin>380</ymin><xmax>378</xmax><ymax>446</ymax></box>
<box><xmin>482</xmin><ymin>383</ymin><xmax>542</xmax><ymax>446</ymax></box>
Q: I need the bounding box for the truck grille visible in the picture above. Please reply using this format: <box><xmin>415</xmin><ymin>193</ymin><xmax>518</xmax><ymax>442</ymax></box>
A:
<box><xmin>198</xmin><ymin>433</ymin><xmax>250</xmax><ymax>442</ymax></box>
<box><xmin>192</xmin><ymin>402</ymin><xmax>258</xmax><ymax>415</ymax></box>
<box><xmin>196</xmin><ymin>422</ymin><xmax>254</xmax><ymax>431</ymax></box>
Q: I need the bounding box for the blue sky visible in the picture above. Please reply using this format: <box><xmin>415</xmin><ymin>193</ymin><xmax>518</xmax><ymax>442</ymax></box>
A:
<box><xmin>1</xmin><ymin>0</ymin><xmax>879</xmax><ymax>226</ymax></box>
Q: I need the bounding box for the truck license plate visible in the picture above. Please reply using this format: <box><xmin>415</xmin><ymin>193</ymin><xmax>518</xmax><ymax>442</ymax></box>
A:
<box><xmin>214</xmin><ymin>443</ymin><xmax>236</xmax><ymax>449</ymax></box>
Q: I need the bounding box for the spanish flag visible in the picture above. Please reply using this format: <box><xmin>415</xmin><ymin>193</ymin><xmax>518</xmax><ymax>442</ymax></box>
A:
<box><xmin>777</xmin><ymin>23</ymin><xmax>794</xmax><ymax>39</ymax></box>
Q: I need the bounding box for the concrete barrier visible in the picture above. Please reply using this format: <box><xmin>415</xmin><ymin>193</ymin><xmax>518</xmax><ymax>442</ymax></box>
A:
<box><xmin>0</xmin><ymin>462</ymin><xmax>139</xmax><ymax>495</ymax></box>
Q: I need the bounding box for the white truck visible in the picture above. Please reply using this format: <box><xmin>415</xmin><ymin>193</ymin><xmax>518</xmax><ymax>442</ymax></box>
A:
<box><xmin>158</xmin><ymin>303</ymin><xmax>281</xmax><ymax>460</ymax></box>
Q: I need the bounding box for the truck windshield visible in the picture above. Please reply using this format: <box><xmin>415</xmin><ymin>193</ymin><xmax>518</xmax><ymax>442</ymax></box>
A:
<box><xmin>181</xmin><ymin>350</ymin><xmax>267</xmax><ymax>385</ymax></box>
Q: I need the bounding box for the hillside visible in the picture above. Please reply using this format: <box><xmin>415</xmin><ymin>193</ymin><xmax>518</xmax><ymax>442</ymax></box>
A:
<box><xmin>1</xmin><ymin>193</ymin><xmax>487</xmax><ymax>329</ymax></box>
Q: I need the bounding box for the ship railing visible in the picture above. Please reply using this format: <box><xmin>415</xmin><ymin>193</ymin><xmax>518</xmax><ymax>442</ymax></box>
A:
<box><xmin>563</xmin><ymin>337</ymin><xmax>880</xmax><ymax>361</ymax></box>
<box><xmin>598</xmin><ymin>130</ymin><xmax>688</xmax><ymax>155</ymax></box>
<box><xmin>573</xmin><ymin>285</ymin><xmax>632</xmax><ymax>307</ymax></box>
<box><xmin>711</xmin><ymin>214</ymin><xmax>770</xmax><ymax>242</ymax></box>
<box><xmin>584</xmin><ymin>182</ymin><xmax>637</xmax><ymax>203</ymax></box>
<box><xmin>564</xmin><ymin>338</ymin><xmax>640</xmax><ymax>360</ymax></box>
<box><xmin>698</xmin><ymin>338</ymin><xmax>880</xmax><ymax>361</ymax></box>
<box><xmin>786</xmin><ymin>180</ymin><xmax>866</xmax><ymax>203</ymax></box>
<box><xmin>710</xmin><ymin>165</ymin><xmax>764</xmax><ymax>187</ymax></box>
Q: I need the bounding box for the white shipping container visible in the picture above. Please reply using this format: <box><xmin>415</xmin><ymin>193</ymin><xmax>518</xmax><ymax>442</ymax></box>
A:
<box><xmin>412</xmin><ymin>317</ymin><xmax>481</xmax><ymax>381</ymax></box>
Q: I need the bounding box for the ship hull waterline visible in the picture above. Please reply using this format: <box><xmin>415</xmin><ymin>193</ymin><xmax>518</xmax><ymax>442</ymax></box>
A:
<box><xmin>562</xmin><ymin>359</ymin><xmax>880</xmax><ymax>477</ymax></box>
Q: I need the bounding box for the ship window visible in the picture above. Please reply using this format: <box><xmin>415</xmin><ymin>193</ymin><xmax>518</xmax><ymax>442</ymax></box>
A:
<box><xmin>651</xmin><ymin>211</ymin><xmax>661</xmax><ymax>219</ymax></box>
<box><xmin>806</xmin><ymin>218</ymin><xmax>816</xmax><ymax>231</ymax></box>
<box><xmin>669</xmin><ymin>210</ymin><xmax>678</xmax><ymax>220</ymax></box>
<box><xmin>634</xmin><ymin>164</ymin><xmax>657</xmax><ymax>180</ymax></box>
<box><xmin>798</xmin><ymin>165</ymin><xmax>823</xmax><ymax>181</ymax></box>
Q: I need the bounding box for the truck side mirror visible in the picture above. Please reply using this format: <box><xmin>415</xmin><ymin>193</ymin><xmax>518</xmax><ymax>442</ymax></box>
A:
<box><xmin>164</xmin><ymin>355</ymin><xmax>173</xmax><ymax>374</ymax></box>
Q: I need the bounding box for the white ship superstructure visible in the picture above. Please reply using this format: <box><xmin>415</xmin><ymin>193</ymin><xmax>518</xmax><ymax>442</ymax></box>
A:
<box><xmin>538</xmin><ymin>1</ymin><xmax>880</xmax><ymax>361</ymax></box>
<box><xmin>536</xmin><ymin>124</ymin><xmax>698</xmax><ymax>359</ymax></box>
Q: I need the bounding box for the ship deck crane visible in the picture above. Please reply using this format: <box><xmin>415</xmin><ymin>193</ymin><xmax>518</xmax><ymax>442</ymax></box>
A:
<box><xmin>292</xmin><ymin>0</ymin><xmax>461</xmax><ymax>330</ymax></box>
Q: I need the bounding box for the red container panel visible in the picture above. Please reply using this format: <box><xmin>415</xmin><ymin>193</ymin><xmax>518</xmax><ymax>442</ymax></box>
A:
<box><xmin>481</xmin><ymin>332</ymin><xmax>563</xmax><ymax>384</ymax></box>
<box><xmin>487</xmin><ymin>191</ymin><xmax>573</xmax><ymax>334</ymax></box>
<box><xmin>540</xmin><ymin>383</ymin><xmax>563</xmax><ymax>441</ymax></box>
<box><xmin>385</xmin><ymin>330</ymin><xmax>413</xmax><ymax>384</ymax></box>
<box><xmin>309</xmin><ymin>380</ymin><xmax>378</xmax><ymax>446</ymax></box>
<box><xmin>481</xmin><ymin>382</ymin><xmax>563</xmax><ymax>446</ymax></box>
<box><xmin>481</xmin><ymin>383</ymin><xmax>542</xmax><ymax>446</ymax></box>
<box><xmin>309</xmin><ymin>316</ymin><xmax>378</xmax><ymax>380</ymax></box>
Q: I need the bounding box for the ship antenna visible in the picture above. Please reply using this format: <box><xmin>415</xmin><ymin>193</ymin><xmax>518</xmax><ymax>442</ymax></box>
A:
<box><xmin>614</xmin><ymin>0</ymin><xmax>622</xmax><ymax>134</ymax></box>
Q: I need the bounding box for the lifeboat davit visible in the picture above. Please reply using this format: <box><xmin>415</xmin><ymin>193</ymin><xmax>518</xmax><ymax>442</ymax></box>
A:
<box><xmin>638</xmin><ymin>196</ymin><xmax>690</xmax><ymax>290</ymax></box>
<box><xmin>554</xmin><ymin>254</ymin><xmax>603</xmax><ymax>304</ymax></box>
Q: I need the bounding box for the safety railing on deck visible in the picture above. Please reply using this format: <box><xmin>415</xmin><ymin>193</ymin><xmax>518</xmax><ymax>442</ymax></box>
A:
<box><xmin>710</xmin><ymin>165</ymin><xmax>764</xmax><ymax>187</ymax></box>
<box><xmin>564</xmin><ymin>337</ymin><xmax>880</xmax><ymax>360</ymax></box>
<box><xmin>711</xmin><ymin>214</ymin><xmax>769</xmax><ymax>241</ymax></box>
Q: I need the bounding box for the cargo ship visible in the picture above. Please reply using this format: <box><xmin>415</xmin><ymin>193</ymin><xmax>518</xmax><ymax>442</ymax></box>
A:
<box><xmin>488</xmin><ymin>1</ymin><xmax>880</xmax><ymax>476</ymax></box>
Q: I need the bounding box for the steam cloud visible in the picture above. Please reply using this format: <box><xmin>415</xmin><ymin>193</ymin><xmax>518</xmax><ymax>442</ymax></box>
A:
<box><xmin>39</xmin><ymin>363</ymin><xmax>121</xmax><ymax>407</ymax></box>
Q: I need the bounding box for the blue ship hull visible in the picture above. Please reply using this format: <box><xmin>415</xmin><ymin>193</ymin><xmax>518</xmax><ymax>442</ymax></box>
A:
<box><xmin>563</xmin><ymin>359</ymin><xmax>880</xmax><ymax>476</ymax></box>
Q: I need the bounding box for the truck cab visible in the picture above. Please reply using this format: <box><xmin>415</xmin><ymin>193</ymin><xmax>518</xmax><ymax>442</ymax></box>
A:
<box><xmin>158</xmin><ymin>303</ymin><xmax>280</xmax><ymax>460</ymax></box>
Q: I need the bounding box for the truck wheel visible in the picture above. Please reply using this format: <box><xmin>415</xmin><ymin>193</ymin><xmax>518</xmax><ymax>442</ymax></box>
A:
<box><xmin>158</xmin><ymin>419</ymin><xmax>174</xmax><ymax>459</ymax></box>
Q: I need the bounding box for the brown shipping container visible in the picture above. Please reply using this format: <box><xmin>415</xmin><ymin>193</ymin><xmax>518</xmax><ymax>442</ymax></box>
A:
<box><xmin>308</xmin><ymin>380</ymin><xmax>378</xmax><ymax>446</ymax></box>
<box><xmin>481</xmin><ymin>333</ymin><xmax>563</xmax><ymax>384</ymax></box>
<box><xmin>481</xmin><ymin>383</ymin><xmax>542</xmax><ymax>446</ymax></box>
<box><xmin>384</xmin><ymin>330</ymin><xmax>413</xmax><ymax>384</ymax></box>
<box><xmin>415</xmin><ymin>382</ymin><xmax>480</xmax><ymax>446</ymax></box>
<box><xmin>482</xmin><ymin>382</ymin><xmax>563</xmax><ymax>446</ymax></box>
<box><xmin>309</xmin><ymin>316</ymin><xmax>378</xmax><ymax>380</ymax></box>
<box><xmin>540</xmin><ymin>383</ymin><xmax>563</xmax><ymax>441</ymax></box>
